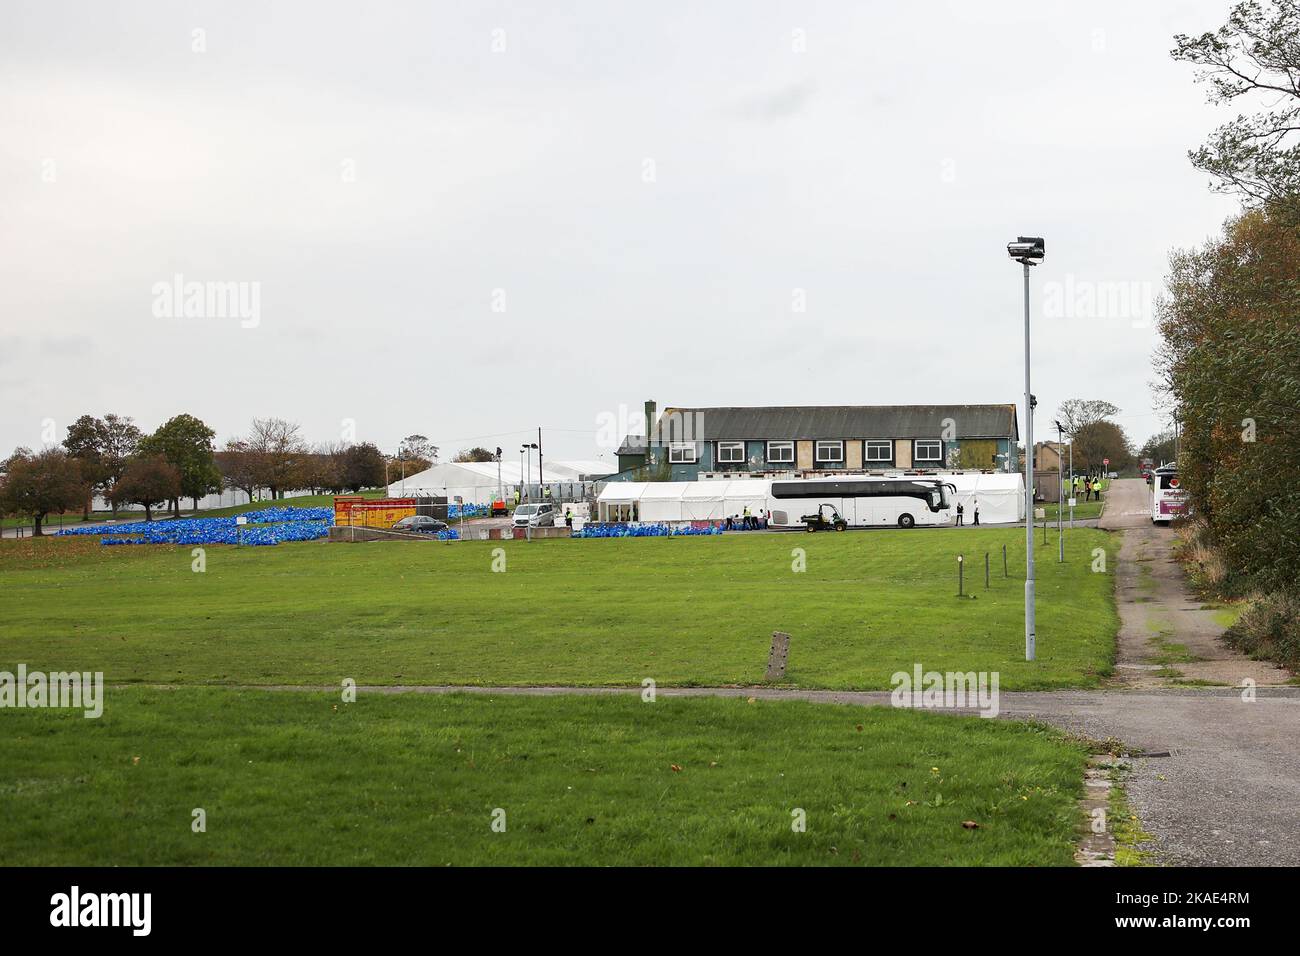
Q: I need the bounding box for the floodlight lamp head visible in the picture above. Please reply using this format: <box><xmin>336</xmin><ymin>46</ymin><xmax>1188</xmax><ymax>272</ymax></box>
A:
<box><xmin>1007</xmin><ymin>236</ymin><xmax>1045</xmax><ymax>262</ymax></box>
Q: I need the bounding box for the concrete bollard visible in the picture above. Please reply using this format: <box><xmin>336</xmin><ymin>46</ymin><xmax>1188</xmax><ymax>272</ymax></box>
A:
<box><xmin>766</xmin><ymin>631</ymin><xmax>791</xmax><ymax>681</ymax></box>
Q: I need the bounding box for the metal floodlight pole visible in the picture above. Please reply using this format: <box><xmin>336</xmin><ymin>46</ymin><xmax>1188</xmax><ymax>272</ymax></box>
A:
<box><xmin>1056</xmin><ymin>420</ymin><xmax>1064</xmax><ymax>563</ymax></box>
<box><xmin>1008</xmin><ymin>236</ymin><xmax>1043</xmax><ymax>663</ymax></box>
<box><xmin>1023</xmin><ymin>260</ymin><xmax>1035</xmax><ymax>660</ymax></box>
<box><xmin>1068</xmin><ymin>435</ymin><xmax>1074</xmax><ymax>529</ymax></box>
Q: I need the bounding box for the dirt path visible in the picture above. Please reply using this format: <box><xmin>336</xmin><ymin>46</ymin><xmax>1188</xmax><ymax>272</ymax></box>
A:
<box><xmin>1100</xmin><ymin>479</ymin><xmax>1290</xmax><ymax>688</ymax></box>
<box><xmin>1084</xmin><ymin>478</ymin><xmax>1299</xmax><ymax>862</ymax></box>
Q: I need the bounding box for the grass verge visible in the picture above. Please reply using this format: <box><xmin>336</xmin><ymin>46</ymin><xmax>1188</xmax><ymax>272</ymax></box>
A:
<box><xmin>0</xmin><ymin>688</ymin><xmax>1088</xmax><ymax>866</ymax></box>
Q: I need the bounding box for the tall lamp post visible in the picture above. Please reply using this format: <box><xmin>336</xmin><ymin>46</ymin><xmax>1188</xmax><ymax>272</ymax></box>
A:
<box><xmin>1054</xmin><ymin>420</ymin><xmax>1065</xmax><ymax>562</ymax></box>
<box><xmin>1008</xmin><ymin>236</ymin><xmax>1045</xmax><ymax>662</ymax></box>
<box><xmin>521</xmin><ymin>443</ymin><xmax>538</xmax><ymax>500</ymax></box>
<box><xmin>1058</xmin><ymin>421</ymin><xmax>1075</xmax><ymax>530</ymax></box>
<box><xmin>1069</xmin><ymin>430</ymin><xmax>1074</xmax><ymax>529</ymax></box>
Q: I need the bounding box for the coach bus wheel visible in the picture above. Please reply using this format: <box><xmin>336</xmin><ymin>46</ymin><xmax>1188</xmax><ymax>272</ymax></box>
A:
<box><xmin>898</xmin><ymin>514</ymin><xmax>915</xmax><ymax>529</ymax></box>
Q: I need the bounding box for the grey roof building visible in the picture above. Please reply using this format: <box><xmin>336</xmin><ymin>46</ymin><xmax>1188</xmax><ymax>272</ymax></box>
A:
<box><xmin>615</xmin><ymin>400</ymin><xmax>1020</xmax><ymax>480</ymax></box>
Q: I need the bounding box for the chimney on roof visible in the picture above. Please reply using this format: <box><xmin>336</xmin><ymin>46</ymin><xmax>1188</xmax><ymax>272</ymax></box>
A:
<box><xmin>644</xmin><ymin>399</ymin><xmax>657</xmax><ymax>446</ymax></box>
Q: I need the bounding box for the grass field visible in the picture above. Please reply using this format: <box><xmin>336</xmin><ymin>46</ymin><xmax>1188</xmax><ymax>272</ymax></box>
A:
<box><xmin>1</xmin><ymin>511</ymin><xmax>114</xmax><ymax>530</ymax></box>
<box><xmin>0</xmin><ymin>688</ymin><xmax>1088</xmax><ymax>866</ymax></box>
<box><xmin>1042</xmin><ymin>500</ymin><xmax>1104</xmax><ymax>520</ymax></box>
<box><xmin>0</xmin><ymin>527</ymin><xmax>1116</xmax><ymax>690</ymax></box>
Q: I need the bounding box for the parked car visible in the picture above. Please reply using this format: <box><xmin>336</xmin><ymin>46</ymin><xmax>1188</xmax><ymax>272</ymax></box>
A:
<box><xmin>392</xmin><ymin>515</ymin><xmax>449</xmax><ymax>533</ymax></box>
<box><xmin>513</xmin><ymin>503</ymin><xmax>557</xmax><ymax>528</ymax></box>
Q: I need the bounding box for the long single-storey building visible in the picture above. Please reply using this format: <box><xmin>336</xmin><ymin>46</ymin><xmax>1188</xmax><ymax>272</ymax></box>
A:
<box><xmin>614</xmin><ymin>400</ymin><xmax>1020</xmax><ymax>482</ymax></box>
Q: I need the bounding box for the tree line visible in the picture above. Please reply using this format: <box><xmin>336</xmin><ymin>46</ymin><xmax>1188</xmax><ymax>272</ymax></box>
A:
<box><xmin>0</xmin><ymin>415</ymin><xmax>436</xmax><ymax>533</ymax></box>
<box><xmin>1158</xmin><ymin>0</ymin><xmax>1300</xmax><ymax>665</ymax></box>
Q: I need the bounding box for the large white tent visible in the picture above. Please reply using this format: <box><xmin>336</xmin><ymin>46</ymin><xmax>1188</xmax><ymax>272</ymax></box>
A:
<box><xmin>598</xmin><ymin>478</ymin><xmax>770</xmax><ymax>522</ymax></box>
<box><xmin>392</xmin><ymin>458</ymin><xmax>616</xmax><ymax>504</ymax></box>
<box><xmin>597</xmin><ymin>472</ymin><xmax>1027</xmax><ymax>524</ymax></box>
<box><xmin>944</xmin><ymin>472</ymin><xmax>1025</xmax><ymax>524</ymax></box>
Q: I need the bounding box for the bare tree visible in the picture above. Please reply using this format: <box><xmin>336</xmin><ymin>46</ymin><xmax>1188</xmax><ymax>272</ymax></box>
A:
<box><xmin>215</xmin><ymin>439</ymin><xmax>261</xmax><ymax>503</ymax></box>
<box><xmin>245</xmin><ymin>418</ymin><xmax>307</xmax><ymax>500</ymax></box>
<box><xmin>398</xmin><ymin>434</ymin><xmax>438</xmax><ymax>464</ymax></box>
<box><xmin>1173</xmin><ymin>1</ymin><xmax>1300</xmax><ymax>212</ymax></box>
<box><xmin>1056</xmin><ymin>399</ymin><xmax>1121</xmax><ymax>438</ymax></box>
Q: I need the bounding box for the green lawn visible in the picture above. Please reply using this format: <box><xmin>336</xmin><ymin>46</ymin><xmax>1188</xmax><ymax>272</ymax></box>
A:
<box><xmin>0</xmin><ymin>528</ymin><xmax>1117</xmax><ymax>690</ymax></box>
<box><xmin>1</xmin><ymin>511</ymin><xmax>116</xmax><ymax>530</ymax></box>
<box><xmin>1042</xmin><ymin>500</ymin><xmax>1104</xmax><ymax>520</ymax></box>
<box><xmin>0</xmin><ymin>688</ymin><xmax>1087</xmax><ymax>866</ymax></box>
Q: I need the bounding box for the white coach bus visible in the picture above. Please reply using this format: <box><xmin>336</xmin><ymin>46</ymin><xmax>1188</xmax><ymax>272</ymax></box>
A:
<box><xmin>1151</xmin><ymin>464</ymin><xmax>1188</xmax><ymax>524</ymax></box>
<box><xmin>767</xmin><ymin>476</ymin><xmax>956</xmax><ymax>531</ymax></box>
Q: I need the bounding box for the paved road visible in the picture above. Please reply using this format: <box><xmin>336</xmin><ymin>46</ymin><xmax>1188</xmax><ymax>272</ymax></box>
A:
<box><xmin>2</xmin><ymin>512</ymin><xmax>185</xmax><ymax>540</ymax></box>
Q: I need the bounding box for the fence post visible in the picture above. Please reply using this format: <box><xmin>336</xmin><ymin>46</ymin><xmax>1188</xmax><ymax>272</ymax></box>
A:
<box><xmin>985</xmin><ymin>552</ymin><xmax>989</xmax><ymax>589</ymax></box>
<box><xmin>1002</xmin><ymin>544</ymin><xmax>1007</xmax><ymax>578</ymax></box>
<box><xmin>957</xmin><ymin>554</ymin><xmax>964</xmax><ymax>596</ymax></box>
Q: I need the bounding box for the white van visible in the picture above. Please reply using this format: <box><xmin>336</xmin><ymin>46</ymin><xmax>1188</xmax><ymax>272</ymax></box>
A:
<box><xmin>513</xmin><ymin>503</ymin><xmax>557</xmax><ymax>528</ymax></box>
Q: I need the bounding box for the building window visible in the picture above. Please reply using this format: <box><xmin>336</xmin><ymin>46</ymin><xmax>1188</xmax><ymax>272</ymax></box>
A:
<box><xmin>914</xmin><ymin>439</ymin><xmax>943</xmax><ymax>462</ymax></box>
<box><xmin>669</xmin><ymin>442</ymin><xmax>696</xmax><ymax>464</ymax></box>
<box><xmin>865</xmin><ymin>440</ymin><xmax>892</xmax><ymax>462</ymax></box>
<box><xmin>717</xmin><ymin>441</ymin><xmax>745</xmax><ymax>464</ymax></box>
<box><xmin>766</xmin><ymin>441</ymin><xmax>794</xmax><ymax>463</ymax></box>
<box><xmin>815</xmin><ymin>440</ymin><xmax>844</xmax><ymax>463</ymax></box>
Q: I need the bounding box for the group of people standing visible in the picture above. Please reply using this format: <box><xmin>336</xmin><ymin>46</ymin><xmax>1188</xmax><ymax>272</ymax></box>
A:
<box><xmin>1072</xmin><ymin>475</ymin><xmax>1104</xmax><ymax>502</ymax></box>
<box><xmin>726</xmin><ymin>507</ymin><xmax>767</xmax><ymax>530</ymax></box>
<box><xmin>954</xmin><ymin>498</ymin><xmax>980</xmax><ymax>527</ymax></box>
<box><xmin>512</xmin><ymin>487</ymin><xmax>554</xmax><ymax>505</ymax></box>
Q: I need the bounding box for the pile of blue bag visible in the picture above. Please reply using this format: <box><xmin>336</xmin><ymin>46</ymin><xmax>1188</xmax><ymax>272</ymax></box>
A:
<box><xmin>435</xmin><ymin>528</ymin><xmax>460</xmax><ymax>540</ymax></box>
<box><xmin>57</xmin><ymin>506</ymin><xmax>333</xmax><ymax>547</ymax></box>
<box><xmin>447</xmin><ymin>503</ymin><xmax>488</xmax><ymax>519</ymax></box>
<box><xmin>240</xmin><ymin>506</ymin><xmax>333</xmax><ymax>523</ymax></box>
<box><xmin>574</xmin><ymin>522</ymin><xmax>723</xmax><ymax>538</ymax></box>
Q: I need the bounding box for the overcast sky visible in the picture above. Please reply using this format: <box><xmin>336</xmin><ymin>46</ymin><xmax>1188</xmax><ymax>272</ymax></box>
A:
<box><xmin>1</xmin><ymin>0</ymin><xmax>1242</xmax><ymax>466</ymax></box>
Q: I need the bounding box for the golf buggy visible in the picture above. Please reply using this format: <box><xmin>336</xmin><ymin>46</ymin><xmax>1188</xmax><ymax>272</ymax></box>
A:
<box><xmin>801</xmin><ymin>503</ymin><xmax>848</xmax><ymax>533</ymax></box>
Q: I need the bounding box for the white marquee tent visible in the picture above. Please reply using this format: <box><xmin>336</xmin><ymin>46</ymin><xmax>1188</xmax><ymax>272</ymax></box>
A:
<box><xmin>598</xmin><ymin>478</ymin><xmax>770</xmax><ymax>522</ymax></box>
<box><xmin>392</xmin><ymin>458</ymin><xmax>616</xmax><ymax>504</ymax></box>
<box><xmin>944</xmin><ymin>472</ymin><xmax>1025</xmax><ymax>524</ymax></box>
